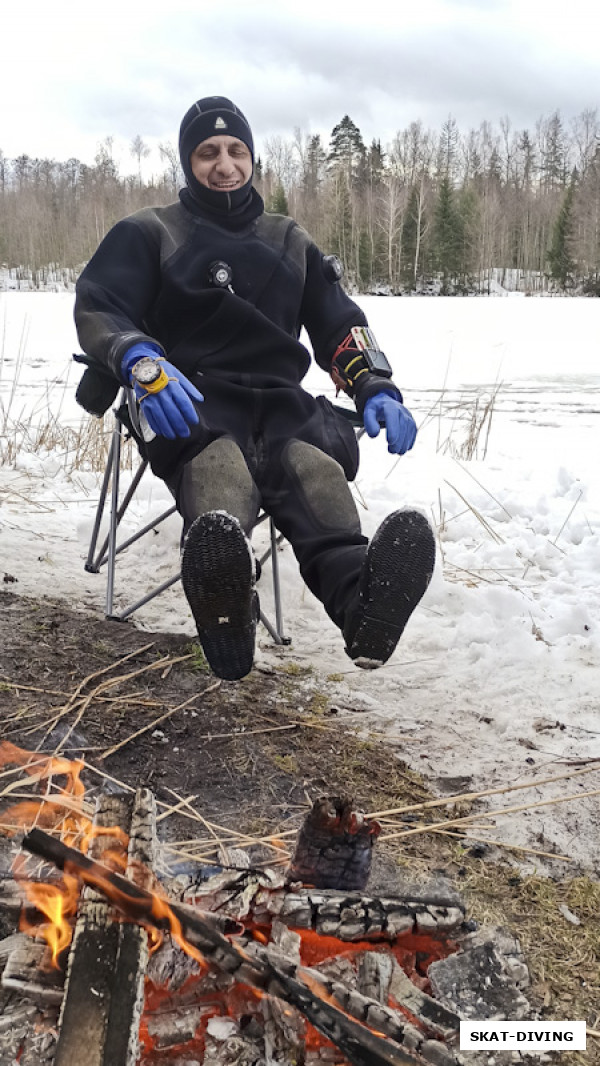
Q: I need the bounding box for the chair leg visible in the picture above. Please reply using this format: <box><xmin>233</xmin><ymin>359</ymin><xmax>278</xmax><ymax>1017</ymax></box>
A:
<box><xmin>110</xmin><ymin>573</ymin><xmax>182</xmax><ymax>622</ymax></box>
<box><xmin>85</xmin><ymin>434</ymin><xmax>116</xmax><ymax>573</ymax></box>
<box><xmin>105</xmin><ymin>417</ymin><xmax>123</xmax><ymax>618</ymax></box>
<box><xmin>269</xmin><ymin>516</ymin><xmax>291</xmax><ymax>645</ymax></box>
<box><xmin>94</xmin><ymin>459</ymin><xmax>150</xmax><ymax>569</ymax></box>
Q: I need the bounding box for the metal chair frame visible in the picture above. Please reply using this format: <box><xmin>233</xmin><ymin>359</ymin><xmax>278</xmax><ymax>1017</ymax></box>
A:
<box><xmin>84</xmin><ymin>392</ymin><xmax>291</xmax><ymax>645</ymax></box>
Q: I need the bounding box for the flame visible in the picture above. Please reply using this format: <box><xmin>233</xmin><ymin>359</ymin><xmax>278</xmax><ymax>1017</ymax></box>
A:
<box><xmin>148</xmin><ymin>892</ymin><xmax>207</xmax><ymax>970</ymax></box>
<box><xmin>0</xmin><ymin>741</ymin><xmax>89</xmax><ymax>845</ymax></box>
<box><xmin>0</xmin><ymin>741</ymin><xmax>131</xmax><ymax>855</ymax></box>
<box><xmin>19</xmin><ymin>873</ymin><xmax>79</xmax><ymax>966</ymax></box>
<box><xmin>1</xmin><ymin>742</ymin><xmax>135</xmax><ymax>971</ymax></box>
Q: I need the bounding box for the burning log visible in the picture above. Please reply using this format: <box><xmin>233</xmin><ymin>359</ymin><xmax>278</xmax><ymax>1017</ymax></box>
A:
<box><xmin>287</xmin><ymin>796</ymin><xmax>381</xmax><ymax>890</ymax></box>
<box><xmin>53</xmin><ymin>791</ymin><xmax>151</xmax><ymax>1066</ymax></box>
<box><xmin>184</xmin><ymin>866</ymin><xmax>465</xmax><ymax>941</ymax></box>
<box><xmin>21</xmin><ymin>827</ymin><xmax>460</xmax><ymax>1066</ymax></box>
<box><xmin>266</xmin><ymin>886</ymin><xmax>465</xmax><ymax>939</ymax></box>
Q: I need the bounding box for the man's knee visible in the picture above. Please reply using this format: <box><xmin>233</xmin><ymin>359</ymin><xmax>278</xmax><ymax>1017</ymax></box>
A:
<box><xmin>282</xmin><ymin>439</ymin><xmax>361</xmax><ymax>533</ymax></box>
<box><xmin>179</xmin><ymin>438</ymin><xmax>260</xmax><ymax>534</ymax></box>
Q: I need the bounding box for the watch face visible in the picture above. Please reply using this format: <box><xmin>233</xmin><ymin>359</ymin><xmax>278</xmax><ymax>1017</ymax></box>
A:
<box><xmin>133</xmin><ymin>357</ymin><xmax>161</xmax><ymax>385</ymax></box>
<box><xmin>363</xmin><ymin>348</ymin><xmax>393</xmax><ymax>376</ymax></box>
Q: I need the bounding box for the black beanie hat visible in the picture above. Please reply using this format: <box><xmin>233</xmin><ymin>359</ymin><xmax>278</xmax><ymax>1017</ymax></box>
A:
<box><xmin>179</xmin><ymin>96</ymin><xmax>254</xmax><ymax>182</ymax></box>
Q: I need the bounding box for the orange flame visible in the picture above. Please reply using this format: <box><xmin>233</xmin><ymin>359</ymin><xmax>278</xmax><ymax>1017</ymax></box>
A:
<box><xmin>0</xmin><ymin>741</ymin><xmax>89</xmax><ymax>845</ymax></box>
<box><xmin>19</xmin><ymin>873</ymin><xmax>79</xmax><ymax>966</ymax></box>
<box><xmin>1</xmin><ymin>742</ymin><xmax>134</xmax><ymax>968</ymax></box>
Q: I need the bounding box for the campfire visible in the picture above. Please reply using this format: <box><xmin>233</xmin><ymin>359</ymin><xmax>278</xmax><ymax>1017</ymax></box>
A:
<box><xmin>0</xmin><ymin>742</ymin><xmax>532</xmax><ymax>1065</ymax></box>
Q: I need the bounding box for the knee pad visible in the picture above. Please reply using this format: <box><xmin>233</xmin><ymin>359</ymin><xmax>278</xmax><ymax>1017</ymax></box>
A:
<box><xmin>282</xmin><ymin>440</ymin><xmax>361</xmax><ymax>533</ymax></box>
<box><xmin>179</xmin><ymin>438</ymin><xmax>260</xmax><ymax>535</ymax></box>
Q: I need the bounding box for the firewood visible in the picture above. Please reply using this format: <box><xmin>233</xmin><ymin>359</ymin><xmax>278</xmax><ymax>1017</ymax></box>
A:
<box><xmin>22</xmin><ymin>827</ymin><xmax>459</xmax><ymax>1066</ymax></box>
<box><xmin>387</xmin><ymin>959</ymin><xmax>460</xmax><ymax>1040</ymax></box>
<box><xmin>2</xmin><ymin>935</ymin><xmax>64</xmax><ymax>1004</ymax></box>
<box><xmin>53</xmin><ymin>793</ymin><xmax>149</xmax><ymax>1066</ymax></box>
<box><xmin>287</xmin><ymin>796</ymin><xmax>380</xmax><ymax>891</ymax></box>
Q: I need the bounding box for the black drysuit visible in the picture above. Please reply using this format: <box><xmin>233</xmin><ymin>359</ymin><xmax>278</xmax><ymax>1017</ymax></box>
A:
<box><xmin>74</xmin><ymin>187</ymin><xmax>401</xmax><ymax>629</ymax></box>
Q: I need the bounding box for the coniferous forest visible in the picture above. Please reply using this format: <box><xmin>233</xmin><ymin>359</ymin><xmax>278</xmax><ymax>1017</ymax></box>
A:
<box><xmin>1</xmin><ymin>109</ymin><xmax>599</xmax><ymax>294</ymax></box>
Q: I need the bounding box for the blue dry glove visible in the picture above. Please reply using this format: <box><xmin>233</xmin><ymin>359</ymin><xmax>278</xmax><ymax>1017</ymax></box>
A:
<box><xmin>122</xmin><ymin>343</ymin><xmax>204</xmax><ymax>440</ymax></box>
<box><xmin>363</xmin><ymin>392</ymin><xmax>417</xmax><ymax>455</ymax></box>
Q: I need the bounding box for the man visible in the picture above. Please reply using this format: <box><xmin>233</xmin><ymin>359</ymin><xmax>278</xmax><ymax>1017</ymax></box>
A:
<box><xmin>75</xmin><ymin>96</ymin><xmax>435</xmax><ymax>681</ymax></box>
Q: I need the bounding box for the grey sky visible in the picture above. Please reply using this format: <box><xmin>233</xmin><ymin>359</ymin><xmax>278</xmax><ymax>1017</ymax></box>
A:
<box><xmin>2</xmin><ymin>0</ymin><xmax>598</xmax><ymax>173</ymax></box>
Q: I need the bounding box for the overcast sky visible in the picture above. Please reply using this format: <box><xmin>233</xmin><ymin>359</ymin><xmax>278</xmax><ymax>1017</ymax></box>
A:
<box><xmin>2</xmin><ymin>0</ymin><xmax>598</xmax><ymax>175</ymax></box>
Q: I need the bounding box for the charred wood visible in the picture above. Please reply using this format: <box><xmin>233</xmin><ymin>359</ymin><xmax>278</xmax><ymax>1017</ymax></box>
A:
<box><xmin>0</xmin><ymin>999</ymin><xmax>38</xmax><ymax>1033</ymax></box>
<box><xmin>14</xmin><ymin>1010</ymin><xmax>58</xmax><ymax>1066</ymax></box>
<box><xmin>261</xmin><ymin>920</ymin><xmax>304</xmax><ymax>1060</ymax></box>
<box><xmin>387</xmin><ymin>959</ymin><xmax>460</xmax><ymax>1040</ymax></box>
<box><xmin>2</xmin><ymin>934</ymin><xmax>64</xmax><ymax>1003</ymax></box>
<box><xmin>183</xmin><ymin>870</ymin><xmax>465</xmax><ymax>939</ymax></box>
<box><xmin>145</xmin><ymin>1004</ymin><xmax>216</xmax><ymax>1050</ymax></box>
<box><xmin>267</xmin><ymin>888</ymin><xmax>465</xmax><ymax>939</ymax></box>
<box><xmin>0</xmin><ymin>930</ymin><xmax>29</xmax><ymax>965</ymax></box>
<box><xmin>287</xmin><ymin>797</ymin><xmax>381</xmax><ymax>891</ymax></box>
<box><xmin>357</xmin><ymin>950</ymin><xmax>395</xmax><ymax>1002</ymax></box>
<box><xmin>54</xmin><ymin>793</ymin><xmax>149</xmax><ymax>1066</ymax></box>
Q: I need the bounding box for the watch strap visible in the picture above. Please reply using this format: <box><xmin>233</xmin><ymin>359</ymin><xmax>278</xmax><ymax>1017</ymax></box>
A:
<box><xmin>138</xmin><ymin>366</ymin><xmax>170</xmax><ymax>394</ymax></box>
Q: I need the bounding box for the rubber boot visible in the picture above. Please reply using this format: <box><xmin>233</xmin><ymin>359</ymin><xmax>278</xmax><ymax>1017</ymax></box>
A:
<box><xmin>181</xmin><ymin>510</ymin><xmax>258</xmax><ymax>681</ymax></box>
<box><xmin>343</xmin><ymin>509</ymin><xmax>436</xmax><ymax>669</ymax></box>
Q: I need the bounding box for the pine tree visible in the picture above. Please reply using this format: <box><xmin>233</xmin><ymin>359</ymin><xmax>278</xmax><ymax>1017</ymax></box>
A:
<box><xmin>487</xmin><ymin>146</ymin><xmax>502</xmax><ymax>186</ymax></box>
<box><xmin>516</xmin><ymin>130</ymin><xmax>536</xmax><ymax>190</ymax></box>
<box><xmin>303</xmin><ymin>134</ymin><xmax>327</xmax><ymax>197</ymax></box>
<box><xmin>328</xmin><ymin>115</ymin><xmax>366</xmax><ymax>186</ymax></box>
<box><xmin>268</xmin><ymin>183</ymin><xmax>289</xmax><ymax>215</ymax></box>
<box><xmin>366</xmin><ymin>139</ymin><xmax>385</xmax><ymax>185</ymax></box>
<box><xmin>540</xmin><ymin>112</ymin><xmax>568</xmax><ymax>191</ymax></box>
<box><xmin>547</xmin><ymin>177</ymin><xmax>577</xmax><ymax>289</ymax></box>
<box><xmin>434</xmin><ymin>176</ymin><xmax>462</xmax><ymax>293</ymax></box>
<box><xmin>457</xmin><ymin>186</ymin><xmax>480</xmax><ymax>284</ymax></box>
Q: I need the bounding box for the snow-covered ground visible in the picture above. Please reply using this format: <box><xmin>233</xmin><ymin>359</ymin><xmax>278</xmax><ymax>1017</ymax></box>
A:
<box><xmin>1</xmin><ymin>292</ymin><xmax>599</xmax><ymax>874</ymax></box>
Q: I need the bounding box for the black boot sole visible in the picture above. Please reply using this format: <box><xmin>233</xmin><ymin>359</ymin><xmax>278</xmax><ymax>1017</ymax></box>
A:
<box><xmin>344</xmin><ymin>509</ymin><xmax>436</xmax><ymax>669</ymax></box>
<box><xmin>181</xmin><ymin>511</ymin><xmax>257</xmax><ymax>681</ymax></box>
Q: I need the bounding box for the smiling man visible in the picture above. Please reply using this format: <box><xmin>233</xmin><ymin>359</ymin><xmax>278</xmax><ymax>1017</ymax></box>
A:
<box><xmin>75</xmin><ymin>96</ymin><xmax>435</xmax><ymax>681</ymax></box>
<box><xmin>190</xmin><ymin>135</ymin><xmax>252</xmax><ymax>193</ymax></box>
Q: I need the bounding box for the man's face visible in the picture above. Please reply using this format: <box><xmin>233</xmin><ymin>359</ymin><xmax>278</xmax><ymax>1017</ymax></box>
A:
<box><xmin>190</xmin><ymin>135</ymin><xmax>252</xmax><ymax>191</ymax></box>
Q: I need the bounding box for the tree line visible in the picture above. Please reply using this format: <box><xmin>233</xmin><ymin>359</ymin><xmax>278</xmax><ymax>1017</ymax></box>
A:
<box><xmin>1</xmin><ymin>109</ymin><xmax>599</xmax><ymax>294</ymax></box>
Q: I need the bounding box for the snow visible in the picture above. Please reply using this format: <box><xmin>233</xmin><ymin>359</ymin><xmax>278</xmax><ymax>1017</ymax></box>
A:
<box><xmin>1</xmin><ymin>291</ymin><xmax>599</xmax><ymax>874</ymax></box>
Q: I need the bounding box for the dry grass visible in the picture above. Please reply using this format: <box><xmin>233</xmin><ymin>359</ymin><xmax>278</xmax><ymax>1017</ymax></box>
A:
<box><xmin>458</xmin><ymin>861</ymin><xmax>600</xmax><ymax>1065</ymax></box>
<box><xmin>0</xmin><ymin>326</ymin><xmax>134</xmax><ymax>474</ymax></box>
<box><xmin>446</xmin><ymin>385</ymin><xmax>500</xmax><ymax>460</ymax></box>
<box><xmin>414</xmin><ymin>379</ymin><xmax>502</xmax><ymax>462</ymax></box>
<box><xmin>0</xmin><ymin>408</ymin><xmax>134</xmax><ymax>474</ymax></box>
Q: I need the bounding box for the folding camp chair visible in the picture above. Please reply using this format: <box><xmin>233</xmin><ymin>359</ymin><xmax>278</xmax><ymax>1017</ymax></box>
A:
<box><xmin>84</xmin><ymin>388</ymin><xmax>291</xmax><ymax>645</ymax></box>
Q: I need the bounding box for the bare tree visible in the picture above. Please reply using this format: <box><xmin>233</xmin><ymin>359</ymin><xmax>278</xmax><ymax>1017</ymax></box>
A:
<box><xmin>159</xmin><ymin>140</ymin><xmax>182</xmax><ymax>191</ymax></box>
<box><xmin>130</xmin><ymin>134</ymin><xmax>150</xmax><ymax>186</ymax></box>
<box><xmin>264</xmin><ymin>135</ymin><xmax>297</xmax><ymax>187</ymax></box>
<box><xmin>571</xmin><ymin>108</ymin><xmax>599</xmax><ymax>176</ymax></box>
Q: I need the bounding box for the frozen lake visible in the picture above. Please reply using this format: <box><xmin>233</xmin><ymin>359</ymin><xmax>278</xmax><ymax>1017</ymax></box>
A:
<box><xmin>1</xmin><ymin>292</ymin><xmax>598</xmax><ymax>469</ymax></box>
